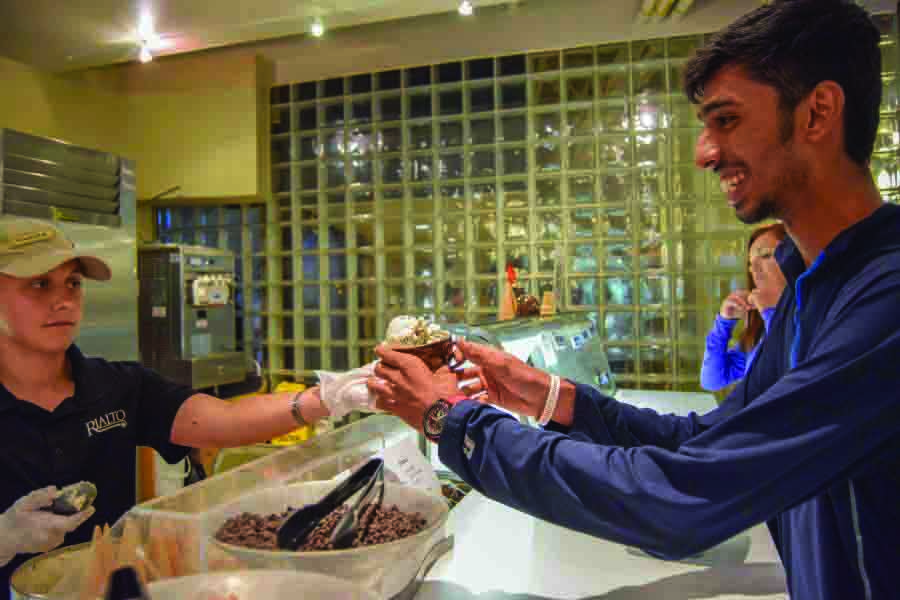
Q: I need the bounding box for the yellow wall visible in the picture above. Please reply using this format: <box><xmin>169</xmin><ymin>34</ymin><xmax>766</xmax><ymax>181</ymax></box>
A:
<box><xmin>1</xmin><ymin>52</ymin><xmax>266</xmax><ymax>204</ymax></box>
<box><xmin>77</xmin><ymin>52</ymin><xmax>264</xmax><ymax>201</ymax></box>
<box><xmin>0</xmin><ymin>56</ymin><xmax>128</xmax><ymax>157</ymax></box>
<box><xmin>125</xmin><ymin>86</ymin><xmax>257</xmax><ymax>200</ymax></box>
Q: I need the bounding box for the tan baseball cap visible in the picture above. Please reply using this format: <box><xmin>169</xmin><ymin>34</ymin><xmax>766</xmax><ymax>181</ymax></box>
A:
<box><xmin>0</xmin><ymin>218</ymin><xmax>112</xmax><ymax>281</ymax></box>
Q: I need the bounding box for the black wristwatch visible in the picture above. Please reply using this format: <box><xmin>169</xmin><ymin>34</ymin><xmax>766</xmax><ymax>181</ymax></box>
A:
<box><xmin>422</xmin><ymin>395</ymin><xmax>466</xmax><ymax>443</ymax></box>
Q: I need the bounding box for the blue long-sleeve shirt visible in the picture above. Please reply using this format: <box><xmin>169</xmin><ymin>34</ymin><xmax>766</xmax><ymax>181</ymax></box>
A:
<box><xmin>700</xmin><ymin>309</ymin><xmax>775</xmax><ymax>391</ymax></box>
<box><xmin>439</xmin><ymin>203</ymin><xmax>900</xmax><ymax>600</ymax></box>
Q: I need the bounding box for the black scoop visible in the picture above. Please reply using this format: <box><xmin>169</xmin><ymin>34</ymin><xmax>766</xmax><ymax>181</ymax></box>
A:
<box><xmin>276</xmin><ymin>457</ymin><xmax>385</xmax><ymax>551</ymax></box>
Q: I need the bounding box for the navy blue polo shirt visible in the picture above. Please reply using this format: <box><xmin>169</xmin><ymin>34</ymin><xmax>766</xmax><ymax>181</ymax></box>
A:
<box><xmin>0</xmin><ymin>345</ymin><xmax>194</xmax><ymax>598</ymax></box>
<box><xmin>439</xmin><ymin>203</ymin><xmax>900</xmax><ymax>599</ymax></box>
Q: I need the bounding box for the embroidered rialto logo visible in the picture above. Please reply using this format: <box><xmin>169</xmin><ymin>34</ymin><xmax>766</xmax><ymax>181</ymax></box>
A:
<box><xmin>85</xmin><ymin>410</ymin><xmax>127</xmax><ymax>437</ymax></box>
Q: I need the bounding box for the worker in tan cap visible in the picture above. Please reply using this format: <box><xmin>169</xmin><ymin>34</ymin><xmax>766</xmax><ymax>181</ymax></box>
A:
<box><xmin>0</xmin><ymin>218</ymin><xmax>369</xmax><ymax>597</ymax></box>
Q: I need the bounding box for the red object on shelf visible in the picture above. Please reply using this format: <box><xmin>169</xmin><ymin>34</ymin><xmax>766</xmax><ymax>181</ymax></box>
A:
<box><xmin>500</xmin><ymin>264</ymin><xmax>518</xmax><ymax>321</ymax></box>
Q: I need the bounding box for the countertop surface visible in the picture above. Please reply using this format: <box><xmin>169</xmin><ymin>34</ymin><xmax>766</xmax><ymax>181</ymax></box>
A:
<box><xmin>418</xmin><ymin>492</ymin><xmax>787</xmax><ymax>600</ymax></box>
<box><xmin>417</xmin><ymin>387</ymin><xmax>787</xmax><ymax>599</ymax></box>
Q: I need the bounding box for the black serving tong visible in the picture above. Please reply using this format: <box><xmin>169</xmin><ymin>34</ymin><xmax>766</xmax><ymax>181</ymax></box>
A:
<box><xmin>276</xmin><ymin>457</ymin><xmax>384</xmax><ymax>551</ymax></box>
<box><xmin>328</xmin><ymin>458</ymin><xmax>385</xmax><ymax>549</ymax></box>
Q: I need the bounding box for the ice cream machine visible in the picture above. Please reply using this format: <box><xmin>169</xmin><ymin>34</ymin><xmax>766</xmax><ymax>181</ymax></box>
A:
<box><xmin>138</xmin><ymin>244</ymin><xmax>246</xmax><ymax>389</ymax></box>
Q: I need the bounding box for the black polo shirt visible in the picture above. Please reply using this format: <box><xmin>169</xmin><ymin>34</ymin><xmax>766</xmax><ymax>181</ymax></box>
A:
<box><xmin>0</xmin><ymin>345</ymin><xmax>194</xmax><ymax>598</ymax></box>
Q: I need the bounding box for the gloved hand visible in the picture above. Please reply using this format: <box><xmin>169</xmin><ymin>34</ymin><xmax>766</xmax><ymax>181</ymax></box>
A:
<box><xmin>317</xmin><ymin>362</ymin><xmax>379</xmax><ymax>419</ymax></box>
<box><xmin>0</xmin><ymin>486</ymin><xmax>95</xmax><ymax>566</ymax></box>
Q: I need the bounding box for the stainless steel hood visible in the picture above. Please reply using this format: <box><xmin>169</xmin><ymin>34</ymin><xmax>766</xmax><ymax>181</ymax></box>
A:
<box><xmin>0</xmin><ymin>129</ymin><xmax>133</xmax><ymax>227</ymax></box>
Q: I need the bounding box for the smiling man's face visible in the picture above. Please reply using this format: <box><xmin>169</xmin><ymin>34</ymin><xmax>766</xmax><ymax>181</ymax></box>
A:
<box><xmin>694</xmin><ymin>65</ymin><xmax>810</xmax><ymax>224</ymax></box>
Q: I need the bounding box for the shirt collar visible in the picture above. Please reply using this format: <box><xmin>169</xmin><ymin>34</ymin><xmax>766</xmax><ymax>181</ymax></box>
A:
<box><xmin>0</xmin><ymin>345</ymin><xmax>111</xmax><ymax>416</ymax></box>
<box><xmin>68</xmin><ymin>345</ymin><xmax>114</xmax><ymax>409</ymax></box>
<box><xmin>775</xmin><ymin>237</ymin><xmax>806</xmax><ymax>285</ymax></box>
<box><xmin>0</xmin><ymin>386</ymin><xmax>16</xmax><ymax>414</ymax></box>
<box><xmin>776</xmin><ymin>203</ymin><xmax>898</xmax><ymax>284</ymax></box>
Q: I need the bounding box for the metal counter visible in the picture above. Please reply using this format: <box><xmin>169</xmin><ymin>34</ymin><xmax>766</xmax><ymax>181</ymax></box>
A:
<box><xmin>420</xmin><ymin>494</ymin><xmax>786</xmax><ymax>599</ymax></box>
<box><xmin>418</xmin><ymin>388</ymin><xmax>787</xmax><ymax>599</ymax></box>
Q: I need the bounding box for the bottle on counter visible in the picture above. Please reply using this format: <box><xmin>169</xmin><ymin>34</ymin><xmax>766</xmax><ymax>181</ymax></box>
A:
<box><xmin>499</xmin><ymin>264</ymin><xmax>518</xmax><ymax>321</ymax></box>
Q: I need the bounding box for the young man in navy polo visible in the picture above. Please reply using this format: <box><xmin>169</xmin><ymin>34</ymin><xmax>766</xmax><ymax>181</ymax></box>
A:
<box><xmin>0</xmin><ymin>217</ymin><xmax>338</xmax><ymax>597</ymax></box>
<box><xmin>371</xmin><ymin>1</ymin><xmax>900</xmax><ymax>598</ymax></box>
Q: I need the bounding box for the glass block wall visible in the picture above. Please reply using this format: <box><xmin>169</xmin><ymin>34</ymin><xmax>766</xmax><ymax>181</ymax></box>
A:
<box><xmin>154</xmin><ymin>205</ymin><xmax>267</xmax><ymax>368</ymax></box>
<box><xmin>260</xmin><ymin>14</ymin><xmax>899</xmax><ymax>390</ymax></box>
<box><xmin>873</xmin><ymin>14</ymin><xmax>900</xmax><ymax>204</ymax></box>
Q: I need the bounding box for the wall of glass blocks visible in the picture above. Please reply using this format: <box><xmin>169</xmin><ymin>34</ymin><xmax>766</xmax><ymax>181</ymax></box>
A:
<box><xmin>154</xmin><ymin>205</ymin><xmax>267</xmax><ymax>369</ymax></box>
<box><xmin>262</xmin><ymin>15</ymin><xmax>899</xmax><ymax>390</ymax></box>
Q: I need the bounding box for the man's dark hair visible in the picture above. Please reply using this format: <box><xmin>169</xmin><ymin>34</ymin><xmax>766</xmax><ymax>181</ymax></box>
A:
<box><xmin>684</xmin><ymin>0</ymin><xmax>882</xmax><ymax>167</ymax></box>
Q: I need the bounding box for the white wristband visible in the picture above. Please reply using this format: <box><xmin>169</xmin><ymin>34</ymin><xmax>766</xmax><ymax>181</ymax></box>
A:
<box><xmin>538</xmin><ymin>375</ymin><xmax>561</xmax><ymax>427</ymax></box>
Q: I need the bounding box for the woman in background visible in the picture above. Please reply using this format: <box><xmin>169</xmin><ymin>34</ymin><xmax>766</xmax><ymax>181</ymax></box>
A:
<box><xmin>700</xmin><ymin>223</ymin><xmax>787</xmax><ymax>391</ymax></box>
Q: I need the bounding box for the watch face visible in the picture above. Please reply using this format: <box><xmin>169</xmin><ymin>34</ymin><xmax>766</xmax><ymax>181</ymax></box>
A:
<box><xmin>423</xmin><ymin>400</ymin><xmax>451</xmax><ymax>442</ymax></box>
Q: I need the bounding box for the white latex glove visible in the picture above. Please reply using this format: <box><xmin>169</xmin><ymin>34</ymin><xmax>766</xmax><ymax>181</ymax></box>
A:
<box><xmin>317</xmin><ymin>362</ymin><xmax>379</xmax><ymax>419</ymax></box>
<box><xmin>0</xmin><ymin>486</ymin><xmax>95</xmax><ymax>566</ymax></box>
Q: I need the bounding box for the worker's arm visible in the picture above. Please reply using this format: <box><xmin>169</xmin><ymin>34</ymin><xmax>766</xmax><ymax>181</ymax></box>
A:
<box><xmin>169</xmin><ymin>387</ymin><xmax>327</xmax><ymax>448</ymax></box>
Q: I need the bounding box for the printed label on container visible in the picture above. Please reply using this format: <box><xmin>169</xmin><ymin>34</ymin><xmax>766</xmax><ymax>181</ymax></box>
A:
<box><xmin>379</xmin><ymin>437</ymin><xmax>442</xmax><ymax>495</ymax></box>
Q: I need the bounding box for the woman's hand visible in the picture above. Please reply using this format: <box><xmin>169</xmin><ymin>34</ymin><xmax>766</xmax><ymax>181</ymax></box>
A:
<box><xmin>719</xmin><ymin>290</ymin><xmax>752</xmax><ymax>320</ymax></box>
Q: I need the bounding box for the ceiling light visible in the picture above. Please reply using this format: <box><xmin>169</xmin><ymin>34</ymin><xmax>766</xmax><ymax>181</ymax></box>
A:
<box><xmin>310</xmin><ymin>20</ymin><xmax>325</xmax><ymax>37</ymax></box>
<box><xmin>137</xmin><ymin>14</ymin><xmax>155</xmax><ymax>41</ymax></box>
<box><xmin>136</xmin><ymin>13</ymin><xmax>166</xmax><ymax>59</ymax></box>
<box><xmin>459</xmin><ymin>1</ymin><xmax>474</xmax><ymax>16</ymax></box>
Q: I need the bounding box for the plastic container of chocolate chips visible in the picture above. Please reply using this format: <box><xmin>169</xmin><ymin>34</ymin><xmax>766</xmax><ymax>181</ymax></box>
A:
<box><xmin>205</xmin><ymin>480</ymin><xmax>449</xmax><ymax>599</ymax></box>
<box><xmin>34</xmin><ymin>416</ymin><xmax>432</xmax><ymax>599</ymax></box>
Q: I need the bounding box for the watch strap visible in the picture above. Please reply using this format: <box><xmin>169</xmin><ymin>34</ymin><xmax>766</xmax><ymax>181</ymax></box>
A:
<box><xmin>291</xmin><ymin>390</ymin><xmax>309</xmax><ymax>428</ymax></box>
